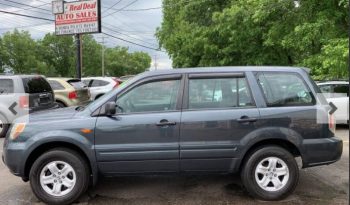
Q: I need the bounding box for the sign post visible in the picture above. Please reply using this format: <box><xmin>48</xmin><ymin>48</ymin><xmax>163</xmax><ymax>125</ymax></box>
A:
<box><xmin>53</xmin><ymin>0</ymin><xmax>101</xmax><ymax>79</ymax></box>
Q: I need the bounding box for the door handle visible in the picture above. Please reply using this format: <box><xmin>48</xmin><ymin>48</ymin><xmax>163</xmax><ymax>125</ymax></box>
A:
<box><xmin>237</xmin><ymin>116</ymin><xmax>258</xmax><ymax>123</ymax></box>
<box><xmin>156</xmin><ymin>120</ymin><xmax>176</xmax><ymax>126</ymax></box>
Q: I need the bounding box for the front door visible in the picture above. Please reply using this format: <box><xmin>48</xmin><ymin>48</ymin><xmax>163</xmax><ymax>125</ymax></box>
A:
<box><xmin>180</xmin><ymin>73</ymin><xmax>260</xmax><ymax>173</ymax></box>
<box><xmin>95</xmin><ymin>75</ymin><xmax>183</xmax><ymax>175</ymax></box>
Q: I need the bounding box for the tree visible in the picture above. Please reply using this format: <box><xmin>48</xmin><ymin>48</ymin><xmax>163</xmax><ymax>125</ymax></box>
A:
<box><xmin>105</xmin><ymin>46</ymin><xmax>151</xmax><ymax>77</ymax></box>
<box><xmin>157</xmin><ymin>0</ymin><xmax>349</xmax><ymax>79</ymax></box>
<box><xmin>38</xmin><ymin>33</ymin><xmax>75</xmax><ymax>77</ymax></box>
<box><xmin>1</xmin><ymin>29</ymin><xmax>40</xmax><ymax>74</ymax></box>
<box><xmin>82</xmin><ymin>35</ymin><xmax>103</xmax><ymax>77</ymax></box>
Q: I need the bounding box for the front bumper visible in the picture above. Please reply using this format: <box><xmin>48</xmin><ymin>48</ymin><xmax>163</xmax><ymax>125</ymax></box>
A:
<box><xmin>301</xmin><ymin>137</ymin><xmax>343</xmax><ymax>168</ymax></box>
<box><xmin>2</xmin><ymin>138</ymin><xmax>26</xmax><ymax>177</ymax></box>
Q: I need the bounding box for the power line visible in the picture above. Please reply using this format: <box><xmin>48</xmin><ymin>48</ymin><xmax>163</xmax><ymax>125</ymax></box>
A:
<box><xmin>102</xmin><ymin>32</ymin><xmax>164</xmax><ymax>52</ymax></box>
<box><xmin>0</xmin><ymin>2</ymin><xmax>51</xmax><ymax>16</ymax></box>
<box><xmin>103</xmin><ymin>24</ymin><xmax>158</xmax><ymax>47</ymax></box>
<box><xmin>103</xmin><ymin>0</ymin><xmax>123</xmax><ymax>14</ymax></box>
<box><xmin>103</xmin><ymin>0</ymin><xmax>139</xmax><ymax>18</ymax></box>
<box><xmin>0</xmin><ymin>10</ymin><xmax>54</xmax><ymax>21</ymax></box>
<box><xmin>3</xmin><ymin>0</ymin><xmax>52</xmax><ymax>12</ymax></box>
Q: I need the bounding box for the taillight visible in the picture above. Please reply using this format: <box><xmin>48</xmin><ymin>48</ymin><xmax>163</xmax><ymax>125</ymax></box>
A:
<box><xmin>113</xmin><ymin>78</ymin><xmax>120</xmax><ymax>88</ymax></box>
<box><xmin>19</xmin><ymin>96</ymin><xmax>29</xmax><ymax>108</ymax></box>
<box><xmin>329</xmin><ymin>114</ymin><xmax>336</xmax><ymax>133</ymax></box>
<box><xmin>68</xmin><ymin>91</ymin><xmax>77</xmax><ymax>99</ymax></box>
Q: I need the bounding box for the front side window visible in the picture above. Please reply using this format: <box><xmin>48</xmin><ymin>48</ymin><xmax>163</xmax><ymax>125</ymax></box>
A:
<box><xmin>256</xmin><ymin>72</ymin><xmax>314</xmax><ymax>107</ymax></box>
<box><xmin>116</xmin><ymin>79</ymin><xmax>180</xmax><ymax>114</ymax></box>
<box><xmin>188</xmin><ymin>77</ymin><xmax>254</xmax><ymax>109</ymax></box>
<box><xmin>0</xmin><ymin>79</ymin><xmax>14</xmax><ymax>94</ymax></box>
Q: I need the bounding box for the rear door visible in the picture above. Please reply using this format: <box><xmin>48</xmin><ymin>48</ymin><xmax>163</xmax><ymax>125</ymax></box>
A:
<box><xmin>21</xmin><ymin>76</ymin><xmax>55</xmax><ymax>112</ymax></box>
<box><xmin>180</xmin><ymin>73</ymin><xmax>260</xmax><ymax>173</ymax></box>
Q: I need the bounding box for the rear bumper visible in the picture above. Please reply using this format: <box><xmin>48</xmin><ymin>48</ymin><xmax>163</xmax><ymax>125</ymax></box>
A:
<box><xmin>301</xmin><ymin>137</ymin><xmax>343</xmax><ymax>168</ymax></box>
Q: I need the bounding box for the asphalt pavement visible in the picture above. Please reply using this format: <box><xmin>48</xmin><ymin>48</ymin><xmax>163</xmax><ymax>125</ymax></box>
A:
<box><xmin>0</xmin><ymin>127</ymin><xmax>348</xmax><ymax>205</ymax></box>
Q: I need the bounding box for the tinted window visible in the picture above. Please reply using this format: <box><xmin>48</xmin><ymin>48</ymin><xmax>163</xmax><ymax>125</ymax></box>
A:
<box><xmin>48</xmin><ymin>80</ymin><xmax>65</xmax><ymax>90</ymax></box>
<box><xmin>334</xmin><ymin>84</ymin><xmax>349</xmax><ymax>97</ymax></box>
<box><xmin>0</xmin><ymin>79</ymin><xmax>14</xmax><ymax>94</ymax></box>
<box><xmin>116</xmin><ymin>80</ymin><xmax>180</xmax><ymax>113</ymax></box>
<box><xmin>67</xmin><ymin>80</ymin><xmax>86</xmax><ymax>89</ymax></box>
<box><xmin>257</xmin><ymin>72</ymin><xmax>314</xmax><ymax>107</ymax></box>
<box><xmin>22</xmin><ymin>77</ymin><xmax>52</xmax><ymax>94</ymax></box>
<box><xmin>189</xmin><ymin>77</ymin><xmax>254</xmax><ymax>109</ymax></box>
<box><xmin>91</xmin><ymin>80</ymin><xmax>109</xmax><ymax>87</ymax></box>
<box><xmin>82</xmin><ymin>80</ymin><xmax>92</xmax><ymax>87</ymax></box>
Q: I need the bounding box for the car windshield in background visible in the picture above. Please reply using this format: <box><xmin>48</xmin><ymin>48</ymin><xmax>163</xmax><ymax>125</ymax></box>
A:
<box><xmin>67</xmin><ymin>80</ymin><xmax>86</xmax><ymax>89</ymax></box>
<box><xmin>22</xmin><ymin>77</ymin><xmax>52</xmax><ymax>94</ymax></box>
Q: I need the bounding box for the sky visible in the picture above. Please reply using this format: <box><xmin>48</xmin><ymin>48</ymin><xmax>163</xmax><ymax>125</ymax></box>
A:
<box><xmin>0</xmin><ymin>0</ymin><xmax>173</xmax><ymax>70</ymax></box>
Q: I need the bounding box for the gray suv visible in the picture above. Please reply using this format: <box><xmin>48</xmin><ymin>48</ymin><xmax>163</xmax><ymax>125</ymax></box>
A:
<box><xmin>0</xmin><ymin>75</ymin><xmax>56</xmax><ymax>138</ymax></box>
<box><xmin>2</xmin><ymin>67</ymin><xmax>342</xmax><ymax>205</ymax></box>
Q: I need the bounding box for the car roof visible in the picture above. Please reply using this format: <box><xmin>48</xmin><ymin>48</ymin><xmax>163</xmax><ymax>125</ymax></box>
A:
<box><xmin>139</xmin><ymin>66</ymin><xmax>308</xmax><ymax>77</ymax></box>
<box><xmin>47</xmin><ymin>77</ymin><xmax>80</xmax><ymax>82</ymax></box>
<box><xmin>0</xmin><ymin>74</ymin><xmax>44</xmax><ymax>79</ymax></box>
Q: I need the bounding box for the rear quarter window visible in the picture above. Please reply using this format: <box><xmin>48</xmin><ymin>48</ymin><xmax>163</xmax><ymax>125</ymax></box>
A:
<box><xmin>48</xmin><ymin>80</ymin><xmax>65</xmax><ymax>90</ymax></box>
<box><xmin>256</xmin><ymin>72</ymin><xmax>315</xmax><ymax>107</ymax></box>
<box><xmin>22</xmin><ymin>77</ymin><xmax>52</xmax><ymax>94</ymax></box>
<box><xmin>0</xmin><ymin>79</ymin><xmax>14</xmax><ymax>94</ymax></box>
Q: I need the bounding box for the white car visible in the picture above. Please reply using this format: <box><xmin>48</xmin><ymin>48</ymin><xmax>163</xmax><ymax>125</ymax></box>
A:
<box><xmin>82</xmin><ymin>77</ymin><xmax>122</xmax><ymax>100</ymax></box>
<box><xmin>318</xmin><ymin>81</ymin><xmax>349</xmax><ymax>124</ymax></box>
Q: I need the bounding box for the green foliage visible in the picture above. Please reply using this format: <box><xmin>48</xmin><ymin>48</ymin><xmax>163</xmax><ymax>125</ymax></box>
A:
<box><xmin>0</xmin><ymin>31</ymin><xmax>152</xmax><ymax>77</ymax></box>
<box><xmin>157</xmin><ymin>0</ymin><xmax>349</xmax><ymax>79</ymax></box>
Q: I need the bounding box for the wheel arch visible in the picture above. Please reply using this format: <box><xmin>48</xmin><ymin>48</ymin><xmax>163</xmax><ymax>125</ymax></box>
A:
<box><xmin>24</xmin><ymin>141</ymin><xmax>97</xmax><ymax>186</ymax></box>
<box><xmin>237</xmin><ymin>138</ymin><xmax>302</xmax><ymax>173</ymax></box>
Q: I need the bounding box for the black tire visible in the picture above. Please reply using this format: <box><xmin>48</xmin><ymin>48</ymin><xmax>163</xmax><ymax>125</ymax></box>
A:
<box><xmin>56</xmin><ymin>102</ymin><xmax>66</xmax><ymax>108</ymax></box>
<box><xmin>29</xmin><ymin>148</ymin><xmax>90</xmax><ymax>205</ymax></box>
<box><xmin>240</xmin><ymin>146</ymin><xmax>299</xmax><ymax>201</ymax></box>
<box><xmin>0</xmin><ymin>114</ymin><xmax>9</xmax><ymax>138</ymax></box>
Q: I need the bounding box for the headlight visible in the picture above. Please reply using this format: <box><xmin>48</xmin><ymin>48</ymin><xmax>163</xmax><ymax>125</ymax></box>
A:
<box><xmin>9</xmin><ymin>123</ymin><xmax>26</xmax><ymax>140</ymax></box>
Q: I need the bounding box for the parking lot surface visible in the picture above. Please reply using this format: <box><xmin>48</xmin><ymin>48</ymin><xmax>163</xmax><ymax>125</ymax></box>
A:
<box><xmin>0</xmin><ymin>127</ymin><xmax>348</xmax><ymax>205</ymax></box>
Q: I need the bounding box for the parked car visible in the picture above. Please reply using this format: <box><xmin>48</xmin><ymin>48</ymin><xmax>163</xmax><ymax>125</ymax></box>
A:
<box><xmin>0</xmin><ymin>75</ymin><xmax>55</xmax><ymax>138</ymax></box>
<box><xmin>318</xmin><ymin>81</ymin><xmax>349</xmax><ymax>124</ymax></box>
<box><xmin>2</xmin><ymin>67</ymin><xmax>342</xmax><ymax>204</ymax></box>
<box><xmin>82</xmin><ymin>77</ymin><xmax>122</xmax><ymax>100</ymax></box>
<box><xmin>47</xmin><ymin>78</ymin><xmax>91</xmax><ymax>108</ymax></box>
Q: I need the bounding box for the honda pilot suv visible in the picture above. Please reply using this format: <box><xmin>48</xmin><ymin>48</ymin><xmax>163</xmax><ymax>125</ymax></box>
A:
<box><xmin>2</xmin><ymin>67</ymin><xmax>342</xmax><ymax>205</ymax></box>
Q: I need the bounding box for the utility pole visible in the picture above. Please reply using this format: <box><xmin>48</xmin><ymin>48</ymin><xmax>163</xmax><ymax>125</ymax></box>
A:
<box><xmin>97</xmin><ymin>36</ymin><xmax>108</xmax><ymax>77</ymax></box>
<box><xmin>75</xmin><ymin>34</ymin><xmax>82</xmax><ymax>79</ymax></box>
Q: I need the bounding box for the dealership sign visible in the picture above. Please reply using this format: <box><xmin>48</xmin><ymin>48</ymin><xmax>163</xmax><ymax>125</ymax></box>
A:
<box><xmin>53</xmin><ymin>0</ymin><xmax>101</xmax><ymax>35</ymax></box>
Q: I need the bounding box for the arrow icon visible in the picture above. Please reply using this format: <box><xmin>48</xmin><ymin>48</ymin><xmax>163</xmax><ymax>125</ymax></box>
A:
<box><xmin>8</xmin><ymin>102</ymin><xmax>17</xmax><ymax>115</ymax></box>
<box><xmin>329</xmin><ymin>102</ymin><xmax>338</xmax><ymax>115</ymax></box>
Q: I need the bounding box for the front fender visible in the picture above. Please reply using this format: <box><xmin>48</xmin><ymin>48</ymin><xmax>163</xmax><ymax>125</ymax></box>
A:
<box><xmin>21</xmin><ymin>130</ymin><xmax>98</xmax><ymax>186</ymax></box>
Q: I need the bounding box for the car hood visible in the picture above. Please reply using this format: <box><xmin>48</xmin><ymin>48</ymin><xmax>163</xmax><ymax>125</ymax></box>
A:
<box><xmin>28</xmin><ymin>107</ymin><xmax>78</xmax><ymax>123</ymax></box>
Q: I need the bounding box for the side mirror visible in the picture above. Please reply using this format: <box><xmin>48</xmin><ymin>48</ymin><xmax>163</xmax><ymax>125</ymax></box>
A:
<box><xmin>104</xmin><ymin>102</ymin><xmax>116</xmax><ymax>116</ymax></box>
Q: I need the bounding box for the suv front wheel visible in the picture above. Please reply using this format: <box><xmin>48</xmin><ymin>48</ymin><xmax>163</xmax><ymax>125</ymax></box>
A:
<box><xmin>241</xmin><ymin>146</ymin><xmax>299</xmax><ymax>201</ymax></box>
<box><xmin>29</xmin><ymin>148</ymin><xmax>90</xmax><ymax>205</ymax></box>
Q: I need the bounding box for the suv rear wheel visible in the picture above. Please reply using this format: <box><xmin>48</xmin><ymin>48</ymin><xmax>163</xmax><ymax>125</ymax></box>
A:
<box><xmin>241</xmin><ymin>146</ymin><xmax>299</xmax><ymax>201</ymax></box>
<box><xmin>29</xmin><ymin>148</ymin><xmax>90</xmax><ymax>205</ymax></box>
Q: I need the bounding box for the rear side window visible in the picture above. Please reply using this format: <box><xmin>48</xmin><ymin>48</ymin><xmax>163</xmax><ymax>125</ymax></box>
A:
<box><xmin>188</xmin><ymin>77</ymin><xmax>254</xmax><ymax>109</ymax></box>
<box><xmin>333</xmin><ymin>84</ymin><xmax>349</xmax><ymax>97</ymax></box>
<box><xmin>0</xmin><ymin>79</ymin><xmax>14</xmax><ymax>94</ymax></box>
<box><xmin>256</xmin><ymin>72</ymin><xmax>315</xmax><ymax>107</ymax></box>
<box><xmin>22</xmin><ymin>77</ymin><xmax>52</xmax><ymax>94</ymax></box>
<box><xmin>91</xmin><ymin>80</ymin><xmax>109</xmax><ymax>87</ymax></box>
<box><xmin>48</xmin><ymin>80</ymin><xmax>65</xmax><ymax>90</ymax></box>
